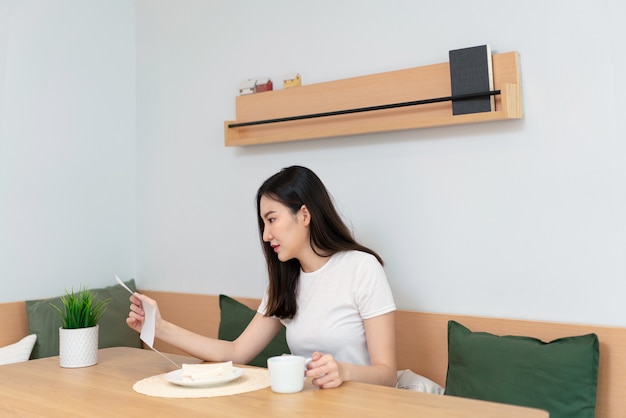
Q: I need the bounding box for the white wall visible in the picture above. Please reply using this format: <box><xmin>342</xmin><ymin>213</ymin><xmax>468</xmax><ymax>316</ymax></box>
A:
<box><xmin>135</xmin><ymin>0</ymin><xmax>626</xmax><ymax>326</ymax></box>
<box><xmin>0</xmin><ymin>0</ymin><xmax>136</xmax><ymax>300</ymax></box>
<box><xmin>2</xmin><ymin>1</ymin><xmax>624</xmax><ymax>328</ymax></box>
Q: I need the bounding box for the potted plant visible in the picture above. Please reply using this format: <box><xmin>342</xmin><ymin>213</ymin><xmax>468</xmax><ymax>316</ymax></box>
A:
<box><xmin>51</xmin><ymin>286</ymin><xmax>111</xmax><ymax>368</ymax></box>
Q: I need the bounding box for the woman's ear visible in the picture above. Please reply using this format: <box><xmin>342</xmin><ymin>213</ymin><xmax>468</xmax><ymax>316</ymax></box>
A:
<box><xmin>299</xmin><ymin>205</ymin><xmax>311</xmax><ymax>226</ymax></box>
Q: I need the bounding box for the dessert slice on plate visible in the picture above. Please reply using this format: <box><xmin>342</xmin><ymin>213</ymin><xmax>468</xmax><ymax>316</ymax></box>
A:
<box><xmin>166</xmin><ymin>361</ymin><xmax>244</xmax><ymax>387</ymax></box>
<box><xmin>182</xmin><ymin>361</ymin><xmax>234</xmax><ymax>381</ymax></box>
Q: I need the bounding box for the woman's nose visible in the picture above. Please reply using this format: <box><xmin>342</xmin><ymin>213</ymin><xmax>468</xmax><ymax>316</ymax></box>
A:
<box><xmin>263</xmin><ymin>226</ymin><xmax>271</xmax><ymax>242</ymax></box>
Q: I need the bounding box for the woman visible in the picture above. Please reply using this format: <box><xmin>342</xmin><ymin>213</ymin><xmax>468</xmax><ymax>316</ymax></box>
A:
<box><xmin>127</xmin><ymin>166</ymin><xmax>397</xmax><ymax>388</ymax></box>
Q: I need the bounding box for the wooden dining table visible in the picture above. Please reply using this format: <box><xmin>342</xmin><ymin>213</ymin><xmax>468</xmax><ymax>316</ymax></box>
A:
<box><xmin>0</xmin><ymin>347</ymin><xmax>548</xmax><ymax>417</ymax></box>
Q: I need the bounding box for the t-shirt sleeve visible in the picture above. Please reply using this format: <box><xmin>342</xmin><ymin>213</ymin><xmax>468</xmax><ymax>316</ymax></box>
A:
<box><xmin>354</xmin><ymin>254</ymin><xmax>396</xmax><ymax>319</ymax></box>
<box><xmin>257</xmin><ymin>289</ymin><xmax>269</xmax><ymax>316</ymax></box>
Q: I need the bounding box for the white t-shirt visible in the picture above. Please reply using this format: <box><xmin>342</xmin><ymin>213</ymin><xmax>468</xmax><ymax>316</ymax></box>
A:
<box><xmin>258</xmin><ymin>251</ymin><xmax>396</xmax><ymax>366</ymax></box>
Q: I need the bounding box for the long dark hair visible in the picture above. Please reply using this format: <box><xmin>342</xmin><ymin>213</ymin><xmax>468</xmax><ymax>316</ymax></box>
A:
<box><xmin>256</xmin><ymin>166</ymin><xmax>383</xmax><ymax>319</ymax></box>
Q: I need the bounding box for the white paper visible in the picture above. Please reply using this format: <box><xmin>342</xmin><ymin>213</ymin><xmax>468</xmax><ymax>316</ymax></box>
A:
<box><xmin>140</xmin><ymin>301</ymin><xmax>156</xmax><ymax>348</ymax></box>
<box><xmin>139</xmin><ymin>299</ymin><xmax>179</xmax><ymax>367</ymax></box>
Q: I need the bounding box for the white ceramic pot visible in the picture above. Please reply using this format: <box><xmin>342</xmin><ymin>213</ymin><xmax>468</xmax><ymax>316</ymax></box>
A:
<box><xmin>59</xmin><ymin>325</ymin><xmax>99</xmax><ymax>368</ymax></box>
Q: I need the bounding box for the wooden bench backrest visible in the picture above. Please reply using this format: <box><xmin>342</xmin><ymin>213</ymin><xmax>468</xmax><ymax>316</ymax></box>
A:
<box><xmin>0</xmin><ymin>301</ymin><xmax>28</xmax><ymax>347</ymax></box>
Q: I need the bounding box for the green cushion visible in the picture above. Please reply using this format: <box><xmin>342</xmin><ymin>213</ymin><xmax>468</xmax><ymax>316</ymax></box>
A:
<box><xmin>445</xmin><ymin>320</ymin><xmax>599</xmax><ymax>418</ymax></box>
<box><xmin>218</xmin><ymin>294</ymin><xmax>290</xmax><ymax>368</ymax></box>
<box><xmin>26</xmin><ymin>279</ymin><xmax>142</xmax><ymax>359</ymax></box>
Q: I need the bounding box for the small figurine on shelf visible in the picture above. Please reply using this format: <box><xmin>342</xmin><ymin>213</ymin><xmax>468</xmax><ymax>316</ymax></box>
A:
<box><xmin>255</xmin><ymin>77</ymin><xmax>273</xmax><ymax>93</ymax></box>
<box><xmin>239</xmin><ymin>79</ymin><xmax>256</xmax><ymax>95</ymax></box>
<box><xmin>283</xmin><ymin>73</ymin><xmax>301</xmax><ymax>88</ymax></box>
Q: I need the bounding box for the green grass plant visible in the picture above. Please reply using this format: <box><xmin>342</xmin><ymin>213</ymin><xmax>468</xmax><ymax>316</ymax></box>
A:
<box><xmin>51</xmin><ymin>286</ymin><xmax>112</xmax><ymax>329</ymax></box>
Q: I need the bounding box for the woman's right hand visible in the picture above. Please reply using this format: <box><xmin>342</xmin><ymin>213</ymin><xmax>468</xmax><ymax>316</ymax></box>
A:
<box><xmin>126</xmin><ymin>293</ymin><xmax>161</xmax><ymax>334</ymax></box>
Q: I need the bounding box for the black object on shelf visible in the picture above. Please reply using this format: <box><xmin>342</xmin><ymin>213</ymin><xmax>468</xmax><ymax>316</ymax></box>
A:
<box><xmin>449</xmin><ymin>45</ymin><xmax>495</xmax><ymax>115</ymax></box>
<box><xmin>228</xmin><ymin>90</ymin><xmax>500</xmax><ymax>128</ymax></box>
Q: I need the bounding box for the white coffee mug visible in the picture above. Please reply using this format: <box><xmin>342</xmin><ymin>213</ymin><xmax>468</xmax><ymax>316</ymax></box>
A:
<box><xmin>267</xmin><ymin>355</ymin><xmax>311</xmax><ymax>394</ymax></box>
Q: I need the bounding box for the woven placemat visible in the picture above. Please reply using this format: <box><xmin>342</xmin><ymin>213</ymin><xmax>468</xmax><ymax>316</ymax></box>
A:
<box><xmin>133</xmin><ymin>368</ymin><xmax>270</xmax><ymax>398</ymax></box>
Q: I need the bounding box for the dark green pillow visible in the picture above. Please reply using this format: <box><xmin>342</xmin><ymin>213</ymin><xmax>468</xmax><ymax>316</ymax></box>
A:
<box><xmin>218</xmin><ymin>294</ymin><xmax>290</xmax><ymax>368</ymax></box>
<box><xmin>26</xmin><ymin>279</ymin><xmax>142</xmax><ymax>359</ymax></box>
<box><xmin>445</xmin><ymin>320</ymin><xmax>599</xmax><ymax>418</ymax></box>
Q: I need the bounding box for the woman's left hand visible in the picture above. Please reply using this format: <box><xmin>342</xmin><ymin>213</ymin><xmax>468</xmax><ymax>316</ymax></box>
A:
<box><xmin>305</xmin><ymin>351</ymin><xmax>345</xmax><ymax>389</ymax></box>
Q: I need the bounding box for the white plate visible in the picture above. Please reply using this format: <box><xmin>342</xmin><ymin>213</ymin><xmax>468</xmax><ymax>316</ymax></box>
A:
<box><xmin>165</xmin><ymin>367</ymin><xmax>244</xmax><ymax>387</ymax></box>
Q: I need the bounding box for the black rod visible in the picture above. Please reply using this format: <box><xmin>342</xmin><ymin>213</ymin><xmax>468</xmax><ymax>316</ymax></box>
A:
<box><xmin>228</xmin><ymin>90</ymin><xmax>501</xmax><ymax>128</ymax></box>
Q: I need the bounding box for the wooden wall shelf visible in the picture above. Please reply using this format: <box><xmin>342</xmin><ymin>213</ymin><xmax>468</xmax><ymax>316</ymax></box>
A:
<box><xmin>224</xmin><ymin>51</ymin><xmax>522</xmax><ymax>146</ymax></box>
